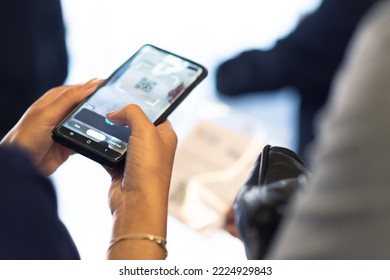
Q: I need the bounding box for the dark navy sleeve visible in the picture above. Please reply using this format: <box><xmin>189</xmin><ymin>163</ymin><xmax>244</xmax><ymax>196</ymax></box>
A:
<box><xmin>0</xmin><ymin>146</ymin><xmax>80</xmax><ymax>259</ymax></box>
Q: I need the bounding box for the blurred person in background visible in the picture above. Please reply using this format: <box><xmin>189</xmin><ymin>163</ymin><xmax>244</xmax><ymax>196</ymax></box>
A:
<box><xmin>233</xmin><ymin>0</ymin><xmax>390</xmax><ymax>259</ymax></box>
<box><xmin>216</xmin><ymin>0</ymin><xmax>379</xmax><ymax>159</ymax></box>
<box><xmin>269</xmin><ymin>0</ymin><xmax>390</xmax><ymax>258</ymax></box>
<box><xmin>0</xmin><ymin>0</ymin><xmax>68</xmax><ymax>138</ymax></box>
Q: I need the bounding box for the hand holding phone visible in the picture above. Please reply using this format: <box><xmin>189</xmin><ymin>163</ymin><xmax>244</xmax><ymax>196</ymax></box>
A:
<box><xmin>52</xmin><ymin>44</ymin><xmax>207</xmax><ymax>167</ymax></box>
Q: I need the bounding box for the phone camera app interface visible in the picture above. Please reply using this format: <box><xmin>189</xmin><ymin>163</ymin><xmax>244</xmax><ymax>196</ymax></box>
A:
<box><xmin>63</xmin><ymin>45</ymin><xmax>204</xmax><ymax>157</ymax></box>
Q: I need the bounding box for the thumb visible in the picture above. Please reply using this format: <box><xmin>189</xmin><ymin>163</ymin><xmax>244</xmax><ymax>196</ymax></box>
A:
<box><xmin>106</xmin><ymin>104</ymin><xmax>153</xmax><ymax>132</ymax></box>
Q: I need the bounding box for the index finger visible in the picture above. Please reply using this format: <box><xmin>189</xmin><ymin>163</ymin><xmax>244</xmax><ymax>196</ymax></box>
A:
<box><xmin>156</xmin><ymin>120</ymin><xmax>178</xmax><ymax>150</ymax></box>
<box><xmin>36</xmin><ymin>79</ymin><xmax>104</xmax><ymax>125</ymax></box>
<box><xmin>34</xmin><ymin>79</ymin><xmax>101</xmax><ymax>106</ymax></box>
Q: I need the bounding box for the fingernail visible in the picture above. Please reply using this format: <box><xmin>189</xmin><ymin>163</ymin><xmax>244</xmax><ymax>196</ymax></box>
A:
<box><xmin>106</xmin><ymin>111</ymin><xmax>115</xmax><ymax>118</ymax></box>
<box><xmin>83</xmin><ymin>78</ymin><xmax>99</xmax><ymax>90</ymax></box>
<box><xmin>105</xmin><ymin>112</ymin><xmax>121</xmax><ymax>126</ymax></box>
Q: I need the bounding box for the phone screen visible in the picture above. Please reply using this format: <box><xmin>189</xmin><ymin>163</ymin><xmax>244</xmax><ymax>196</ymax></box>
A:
<box><xmin>53</xmin><ymin>45</ymin><xmax>207</xmax><ymax>166</ymax></box>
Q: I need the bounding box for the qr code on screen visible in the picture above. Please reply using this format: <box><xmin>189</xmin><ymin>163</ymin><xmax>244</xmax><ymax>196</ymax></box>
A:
<box><xmin>134</xmin><ymin>77</ymin><xmax>157</xmax><ymax>93</ymax></box>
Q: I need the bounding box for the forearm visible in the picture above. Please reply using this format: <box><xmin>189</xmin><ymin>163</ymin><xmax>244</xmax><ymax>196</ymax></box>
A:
<box><xmin>107</xmin><ymin>187</ymin><xmax>169</xmax><ymax>260</ymax></box>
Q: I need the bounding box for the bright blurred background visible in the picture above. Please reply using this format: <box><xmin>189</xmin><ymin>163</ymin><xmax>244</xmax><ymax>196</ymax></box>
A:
<box><xmin>53</xmin><ymin>0</ymin><xmax>321</xmax><ymax>260</ymax></box>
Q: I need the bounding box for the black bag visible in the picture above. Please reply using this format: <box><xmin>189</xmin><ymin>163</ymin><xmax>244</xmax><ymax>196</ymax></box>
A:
<box><xmin>234</xmin><ymin>145</ymin><xmax>309</xmax><ymax>259</ymax></box>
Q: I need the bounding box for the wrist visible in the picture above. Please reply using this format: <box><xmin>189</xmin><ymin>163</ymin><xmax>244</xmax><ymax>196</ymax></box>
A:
<box><xmin>107</xmin><ymin>233</ymin><xmax>168</xmax><ymax>259</ymax></box>
<box><xmin>110</xmin><ymin>190</ymin><xmax>169</xmax><ymax>238</ymax></box>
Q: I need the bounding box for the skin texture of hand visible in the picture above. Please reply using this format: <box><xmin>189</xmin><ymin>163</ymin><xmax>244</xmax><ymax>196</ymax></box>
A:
<box><xmin>1</xmin><ymin>79</ymin><xmax>177</xmax><ymax>259</ymax></box>
<box><xmin>0</xmin><ymin>79</ymin><xmax>103</xmax><ymax>176</ymax></box>
<box><xmin>105</xmin><ymin>104</ymin><xmax>178</xmax><ymax>259</ymax></box>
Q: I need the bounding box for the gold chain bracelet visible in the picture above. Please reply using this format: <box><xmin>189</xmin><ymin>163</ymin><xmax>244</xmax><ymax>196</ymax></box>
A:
<box><xmin>108</xmin><ymin>233</ymin><xmax>168</xmax><ymax>258</ymax></box>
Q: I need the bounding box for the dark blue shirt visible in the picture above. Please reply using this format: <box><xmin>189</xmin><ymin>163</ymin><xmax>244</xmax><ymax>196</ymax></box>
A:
<box><xmin>0</xmin><ymin>146</ymin><xmax>80</xmax><ymax>259</ymax></box>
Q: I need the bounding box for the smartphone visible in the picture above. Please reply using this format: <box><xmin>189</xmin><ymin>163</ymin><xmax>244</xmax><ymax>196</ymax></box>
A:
<box><xmin>52</xmin><ymin>44</ymin><xmax>208</xmax><ymax>167</ymax></box>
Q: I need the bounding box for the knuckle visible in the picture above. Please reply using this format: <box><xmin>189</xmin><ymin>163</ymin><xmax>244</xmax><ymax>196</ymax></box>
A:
<box><xmin>124</xmin><ymin>103</ymin><xmax>142</xmax><ymax>112</ymax></box>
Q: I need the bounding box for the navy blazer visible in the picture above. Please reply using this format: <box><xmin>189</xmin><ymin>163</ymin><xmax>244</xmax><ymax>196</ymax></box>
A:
<box><xmin>0</xmin><ymin>147</ymin><xmax>79</xmax><ymax>259</ymax></box>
